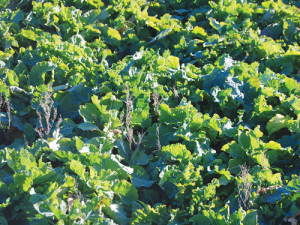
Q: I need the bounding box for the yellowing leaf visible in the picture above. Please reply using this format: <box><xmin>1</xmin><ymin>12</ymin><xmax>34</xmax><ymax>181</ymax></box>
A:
<box><xmin>107</xmin><ymin>27</ymin><xmax>121</xmax><ymax>40</ymax></box>
<box><xmin>193</xmin><ymin>26</ymin><xmax>207</xmax><ymax>39</ymax></box>
<box><xmin>167</xmin><ymin>55</ymin><xmax>179</xmax><ymax>69</ymax></box>
<box><xmin>146</xmin><ymin>16</ymin><xmax>161</xmax><ymax>31</ymax></box>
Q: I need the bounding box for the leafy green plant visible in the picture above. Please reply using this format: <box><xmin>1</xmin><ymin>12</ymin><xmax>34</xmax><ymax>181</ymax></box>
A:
<box><xmin>1</xmin><ymin>0</ymin><xmax>300</xmax><ymax>223</ymax></box>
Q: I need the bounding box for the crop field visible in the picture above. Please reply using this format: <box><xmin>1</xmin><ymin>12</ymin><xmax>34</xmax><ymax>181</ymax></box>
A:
<box><xmin>1</xmin><ymin>0</ymin><xmax>300</xmax><ymax>224</ymax></box>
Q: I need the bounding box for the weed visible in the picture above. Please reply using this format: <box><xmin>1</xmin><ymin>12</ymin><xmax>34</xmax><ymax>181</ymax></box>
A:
<box><xmin>284</xmin><ymin>210</ymin><xmax>300</xmax><ymax>225</ymax></box>
<box><xmin>155</xmin><ymin>123</ymin><xmax>161</xmax><ymax>155</ymax></box>
<box><xmin>124</xmin><ymin>84</ymin><xmax>134</xmax><ymax>152</ymax></box>
<box><xmin>173</xmin><ymin>84</ymin><xmax>179</xmax><ymax>103</ymax></box>
<box><xmin>118</xmin><ymin>84</ymin><xmax>148</xmax><ymax>159</ymax></box>
<box><xmin>152</xmin><ymin>92</ymin><xmax>161</xmax><ymax>114</ymax></box>
<box><xmin>67</xmin><ymin>179</ymin><xmax>83</xmax><ymax>213</ymax></box>
<box><xmin>35</xmin><ymin>83</ymin><xmax>62</xmax><ymax>143</ymax></box>
<box><xmin>0</xmin><ymin>94</ymin><xmax>11</xmax><ymax>144</ymax></box>
<box><xmin>152</xmin><ymin>91</ymin><xmax>162</xmax><ymax>155</ymax></box>
<box><xmin>238</xmin><ymin>163</ymin><xmax>252</xmax><ymax>211</ymax></box>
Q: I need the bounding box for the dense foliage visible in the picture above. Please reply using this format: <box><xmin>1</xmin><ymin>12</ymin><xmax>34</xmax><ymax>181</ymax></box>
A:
<box><xmin>1</xmin><ymin>0</ymin><xmax>300</xmax><ymax>224</ymax></box>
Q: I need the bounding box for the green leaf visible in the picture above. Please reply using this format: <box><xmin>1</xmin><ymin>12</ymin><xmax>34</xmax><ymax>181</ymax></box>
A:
<box><xmin>92</xmin><ymin>154</ymin><xmax>133</xmax><ymax>179</ymax></box>
<box><xmin>14</xmin><ymin>61</ymin><xmax>27</xmax><ymax>76</ymax></box>
<box><xmin>80</xmin><ymin>103</ymin><xmax>103</xmax><ymax>126</ymax></box>
<box><xmin>228</xmin><ymin>156</ymin><xmax>244</xmax><ymax>175</ymax></box>
<box><xmin>254</xmin><ymin>95</ymin><xmax>272</xmax><ymax>113</ymax></box>
<box><xmin>98</xmin><ymin>24</ymin><xmax>121</xmax><ymax>46</ymax></box>
<box><xmin>68</xmin><ymin>34</ymin><xmax>86</xmax><ymax>47</ymax></box>
<box><xmin>254</xmin><ymin>170</ymin><xmax>282</xmax><ymax>186</ymax></box>
<box><xmin>24</xmin><ymin>123</ymin><xmax>36</xmax><ymax>146</ymax></box>
<box><xmin>90</xmin><ymin>137</ymin><xmax>114</xmax><ymax>155</ymax></box>
<box><xmin>81</xmin><ymin>9</ymin><xmax>102</xmax><ymax>25</ymax></box>
<box><xmin>116</xmin><ymin>139</ymin><xmax>131</xmax><ymax>163</ymax></box>
<box><xmin>6</xmin><ymin>149</ymin><xmax>37</xmax><ymax>172</ymax></box>
<box><xmin>190</xmin><ymin>213</ymin><xmax>211</xmax><ymax>225</ymax></box>
<box><xmin>60</xmin><ymin>119</ymin><xmax>77</xmax><ymax>136</ymax></box>
<box><xmin>51</xmin><ymin>199</ymin><xmax>67</xmax><ymax>220</ymax></box>
<box><xmin>222</xmin><ymin>141</ymin><xmax>246</xmax><ymax>159</ymax></box>
<box><xmin>167</xmin><ymin>55</ymin><xmax>180</xmax><ymax>70</ymax></box>
<box><xmin>13</xmin><ymin>172</ymin><xmax>33</xmax><ymax>193</ymax></box>
<box><xmin>107</xmin><ymin>27</ymin><xmax>121</xmax><ymax>41</ymax></box>
<box><xmin>209</xmin><ymin>18</ymin><xmax>226</xmax><ymax>34</ymax></box>
<box><xmin>266</xmin><ymin>150</ymin><xmax>278</xmax><ymax>164</ymax></box>
<box><xmin>130</xmin><ymin>150</ymin><xmax>151</xmax><ymax>166</ymax></box>
<box><xmin>238</xmin><ymin>132</ymin><xmax>259</xmax><ymax>151</ymax></box>
<box><xmin>230</xmin><ymin>208</ymin><xmax>245</xmax><ymax>225</ymax></box>
<box><xmin>131</xmin><ymin>176</ymin><xmax>155</xmax><ymax>188</ymax></box>
<box><xmin>131</xmin><ymin>108</ymin><xmax>151</xmax><ymax>128</ymax></box>
<box><xmin>149</xmin><ymin>25</ymin><xmax>174</xmax><ymax>44</ymax></box>
<box><xmin>266</xmin><ymin>114</ymin><xmax>291</xmax><ymax>135</ymax></box>
<box><xmin>60</xmin><ymin>86</ymin><xmax>91</xmax><ymax>119</ymax></box>
<box><xmin>192</xmin><ymin>26</ymin><xmax>208</xmax><ymax>39</ymax></box>
<box><xmin>0</xmin><ymin>0</ymin><xmax>8</xmax><ymax>9</ymax></box>
<box><xmin>0</xmin><ymin>182</ymin><xmax>10</xmax><ymax>203</ymax></box>
<box><xmin>19</xmin><ymin>30</ymin><xmax>38</xmax><ymax>41</ymax></box>
<box><xmin>70</xmin><ymin>160</ymin><xmax>88</xmax><ymax>180</ymax></box>
<box><xmin>94</xmin><ymin>93</ymin><xmax>123</xmax><ymax>111</ymax></box>
<box><xmin>101</xmin><ymin>218</ymin><xmax>118</xmax><ymax>225</ymax></box>
<box><xmin>191</xmin><ymin>210</ymin><xmax>227</xmax><ymax>225</ymax></box>
<box><xmin>159</xmin><ymin>103</ymin><xmax>176</xmax><ymax>124</ymax></box>
<box><xmin>12</xmin><ymin>116</ymin><xmax>26</xmax><ymax>131</ymax></box>
<box><xmin>131</xmin><ymin>166</ymin><xmax>155</xmax><ymax>188</ymax></box>
<box><xmin>33</xmin><ymin>201</ymin><xmax>55</xmax><ymax>217</ymax></box>
<box><xmin>283</xmin><ymin>77</ymin><xmax>299</xmax><ymax>94</ymax></box>
<box><xmin>144</xmin><ymin>124</ymin><xmax>178</xmax><ymax>149</ymax></box>
<box><xmin>243</xmin><ymin>210</ymin><xmax>257</xmax><ymax>225</ymax></box>
<box><xmin>112</xmin><ymin>180</ymin><xmax>138</xmax><ymax>204</ymax></box>
<box><xmin>28</xmin><ymin>61</ymin><xmax>57</xmax><ymax>86</ymax></box>
<box><xmin>5</xmin><ymin>70</ymin><xmax>19</xmax><ymax>86</ymax></box>
<box><xmin>281</xmin><ymin>62</ymin><xmax>294</xmax><ymax>76</ymax></box>
<box><xmin>99</xmin><ymin>9</ymin><xmax>109</xmax><ymax>20</ymax></box>
<box><xmin>287</xmin><ymin>179</ymin><xmax>300</xmax><ymax>195</ymax></box>
<box><xmin>33</xmin><ymin>165</ymin><xmax>57</xmax><ymax>185</ymax></box>
<box><xmin>243</xmin><ymin>77</ymin><xmax>261</xmax><ymax>113</ymax></box>
<box><xmin>130</xmin><ymin>204</ymin><xmax>168</xmax><ymax>225</ymax></box>
<box><xmin>190</xmin><ymin>89</ymin><xmax>204</xmax><ymax>103</ymax></box>
<box><xmin>0</xmin><ymin>216</ymin><xmax>8</xmax><ymax>225</ymax></box>
<box><xmin>252</xmin><ymin>151</ymin><xmax>270</xmax><ymax>169</ymax></box>
<box><xmin>263</xmin><ymin>186</ymin><xmax>292</xmax><ymax>204</ymax></box>
<box><xmin>78</xmin><ymin>122</ymin><xmax>100</xmax><ymax>131</ymax></box>
<box><xmin>283</xmin><ymin>19</ymin><xmax>296</xmax><ymax>42</ymax></box>
<box><xmin>161</xmin><ymin>143</ymin><xmax>191</xmax><ymax>162</ymax></box>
